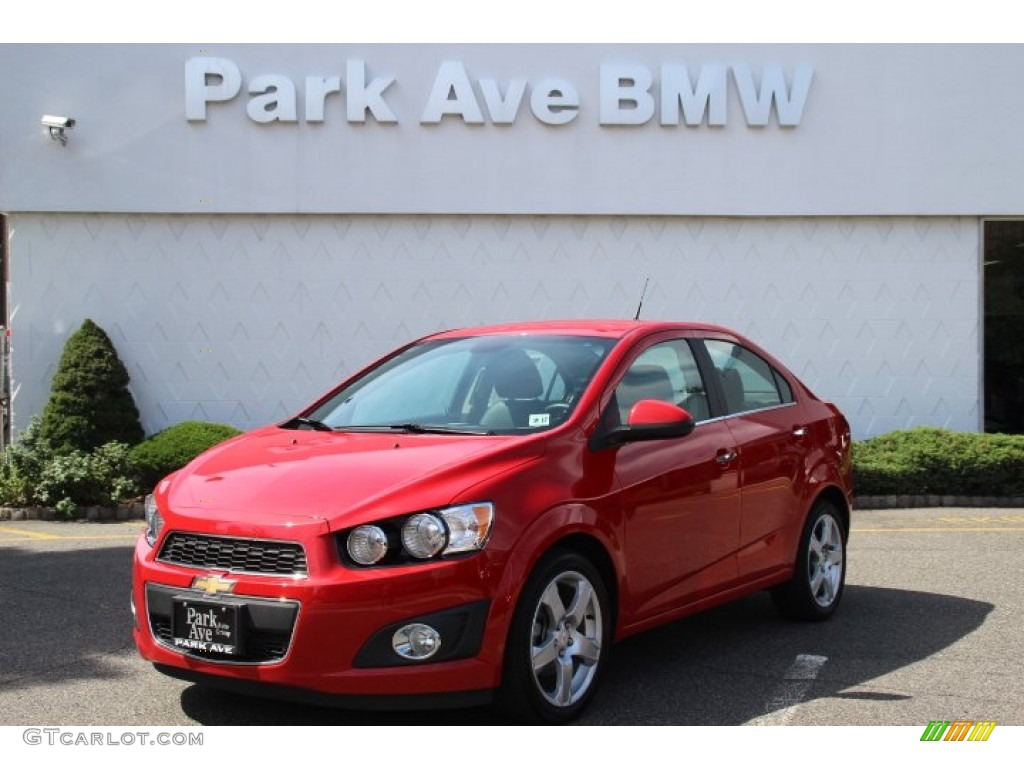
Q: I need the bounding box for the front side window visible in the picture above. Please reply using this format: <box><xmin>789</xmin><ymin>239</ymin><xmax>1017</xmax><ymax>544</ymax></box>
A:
<box><xmin>612</xmin><ymin>340</ymin><xmax>710</xmax><ymax>424</ymax></box>
<box><xmin>702</xmin><ymin>339</ymin><xmax>792</xmax><ymax>415</ymax></box>
<box><xmin>305</xmin><ymin>335</ymin><xmax>615</xmax><ymax>435</ymax></box>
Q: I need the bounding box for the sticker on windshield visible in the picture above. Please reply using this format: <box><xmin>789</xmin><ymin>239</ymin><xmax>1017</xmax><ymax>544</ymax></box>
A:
<box><xmin>529</xmin><ymin>413</ymin><xmax>551</xmax><ymax>427</ymax></box>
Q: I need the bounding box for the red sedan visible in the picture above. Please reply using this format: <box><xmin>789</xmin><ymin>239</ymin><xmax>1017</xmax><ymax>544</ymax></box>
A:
<box><xmin>132</xmin><ymin>320</ymin><xmax>852</xmax><ymax>723</ymax></box>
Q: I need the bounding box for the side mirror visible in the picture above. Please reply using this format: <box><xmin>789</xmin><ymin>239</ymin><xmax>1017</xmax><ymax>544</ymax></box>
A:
<box><xmin>589</xmin><ymin>400</ymin><xmax>695</xmax><ymax>451</ymax></box>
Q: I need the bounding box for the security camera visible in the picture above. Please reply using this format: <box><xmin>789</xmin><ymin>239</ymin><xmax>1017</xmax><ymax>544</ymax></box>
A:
<box><xmin>42</xmin><ymin>115</ymin><xmax>75</xmax><ymax>129</ymax></box>
<box><xmin>41</xmin><ymin>114</ymin><xmax>76</xmax><ymax>144</ymax></box>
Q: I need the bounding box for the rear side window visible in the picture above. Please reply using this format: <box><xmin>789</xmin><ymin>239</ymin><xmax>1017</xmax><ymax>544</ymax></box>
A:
<box><xmin>702</xmin><ymin>340</ymin><xmax>794</xmax><ymax>415</ymax></box>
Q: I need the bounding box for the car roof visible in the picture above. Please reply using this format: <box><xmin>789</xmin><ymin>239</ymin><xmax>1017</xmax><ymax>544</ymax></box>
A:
<box><xmin>427</xmin><ymin>319</ymin><xmax>736</xmax><ymax>341</ymax></box>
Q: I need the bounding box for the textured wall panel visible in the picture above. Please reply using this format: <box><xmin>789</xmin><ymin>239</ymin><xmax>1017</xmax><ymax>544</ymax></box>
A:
<box><xmin>7</xmin><ymin>214</ymin><xmax>979</xmax><ymax>439</ymax></box>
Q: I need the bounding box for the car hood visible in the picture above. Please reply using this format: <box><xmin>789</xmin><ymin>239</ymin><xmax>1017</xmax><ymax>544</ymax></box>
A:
<box><xmin>166</xmin><ymin>426</ymin><xmax>543</xmax><ymax>527</ymax></box>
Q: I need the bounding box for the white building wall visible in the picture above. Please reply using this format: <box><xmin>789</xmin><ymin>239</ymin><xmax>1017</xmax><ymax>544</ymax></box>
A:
<box><xmin>8</xmin><ymin>213</ymin><xmax>979</xmax><ymax>439</ymax></box>
<box><xmin>4</xmin><ymin>45</ymin><xmax>1024</xmax><ymax>218</ymax></box>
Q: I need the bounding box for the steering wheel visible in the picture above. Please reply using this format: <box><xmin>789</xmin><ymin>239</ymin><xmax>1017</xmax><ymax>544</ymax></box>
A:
<box><xmin>543</xmin><ymin>402</ymin><xmax>572</xmax><ymax>423</ymax></box>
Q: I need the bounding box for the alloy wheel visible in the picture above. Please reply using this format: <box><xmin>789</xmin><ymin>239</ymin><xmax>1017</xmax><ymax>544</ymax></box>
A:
<box><xmin>808</xmin><ymin>512</ymin><xmax>844</xmax><ymax>608</ymax></box>
<box><xmin>529</xmin><ymin>570</ymin><xmax>603</xmax><ymax>708</ymax></box>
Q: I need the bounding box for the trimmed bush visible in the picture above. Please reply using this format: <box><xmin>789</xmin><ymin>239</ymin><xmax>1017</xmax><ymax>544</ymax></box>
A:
<box><xmin>40</xmin><ymin>318</ymin><xmax>143</xmax><ymax>453</ymax></box>
<box><xmin>853</xmin><ymin>427</ymin><xmax>1024</xmax><ymax>497</ymax></box>
<box><xmin>130</xmin><ymin>421</ymin><xmax>243</xmax><ymax>489</ymax></box>
<box><xmin>2</xmin><ymin>417</ymin><xmax>242</xmax><ymax>513</ymax></box>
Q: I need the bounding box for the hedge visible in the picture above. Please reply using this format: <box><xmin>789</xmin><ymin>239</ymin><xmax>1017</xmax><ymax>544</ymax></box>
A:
<box><xmin>129</xmin><ymin>421</ymin><xmax>243</xmax><ymax>490</ymax></box>
<box><xmin>853</xmin><ymin>427</ymin><xmax>1024</xmax><ymax>497</ymax></box>
<box><xmin>1</xmin><ymin>418</ymin><xmax>244</xmax><ymax>517</ymax></box>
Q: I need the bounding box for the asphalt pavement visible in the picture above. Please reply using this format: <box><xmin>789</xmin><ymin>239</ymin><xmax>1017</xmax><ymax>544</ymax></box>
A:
<box><xmin>0</xmin><ymin>508</ymin><xmax>1021</xmax><ymax>726</ymax></box>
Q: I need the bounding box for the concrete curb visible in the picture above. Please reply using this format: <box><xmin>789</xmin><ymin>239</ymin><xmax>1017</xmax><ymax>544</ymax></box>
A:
<box><xmin>0</xmin><ymin>502</ymin><xmax>145</xmax><ymax>522</ymax></box>
<box><xmin>856</xmin><ymin>495</ymin><xmax>1024</xmax><ymax>510</ymax></box>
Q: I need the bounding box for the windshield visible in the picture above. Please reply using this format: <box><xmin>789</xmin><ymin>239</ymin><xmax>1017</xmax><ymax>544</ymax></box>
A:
<box><xmin>304</xmin><ymin>335</ymin><xmax>616</xmax><ymax>435</ymax></box>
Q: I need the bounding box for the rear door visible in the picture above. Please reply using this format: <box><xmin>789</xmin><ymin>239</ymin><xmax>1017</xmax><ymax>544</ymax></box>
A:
<box><xmin>697</xmin><ymin>338</ymin><xmax>808</xmax><ymax>581</ymax></box>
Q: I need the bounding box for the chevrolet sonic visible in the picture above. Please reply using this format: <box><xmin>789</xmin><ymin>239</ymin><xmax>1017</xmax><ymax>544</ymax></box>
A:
<box><xmin>132</xmin><ymin>320</ymin><xmax>852</xmax><ymax>723</ymax></box>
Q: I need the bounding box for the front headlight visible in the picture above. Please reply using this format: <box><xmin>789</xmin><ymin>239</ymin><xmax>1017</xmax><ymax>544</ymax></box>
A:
<box><xmin>347</xmin><ymin>524</ymin><xmax>389</xmax><ymax>565</ymax></box>
<box><xmin>144</xmin><ymin>493</ymin><xmax>164</xmax><ymax>547</ymax></box>
<box><xmin>341</xmin><ymin>502</ymin><xmax>494</xmax><ymax>567</ymax></box>
<box><xmin>402</xmin><ymin>514</ymin><xmax>447</xmax><ymax>559</ymax></box>
<box><xmin>439</xmin><ymin>503</ymin><xmax>494</xmax><ymax>554</ymax></box>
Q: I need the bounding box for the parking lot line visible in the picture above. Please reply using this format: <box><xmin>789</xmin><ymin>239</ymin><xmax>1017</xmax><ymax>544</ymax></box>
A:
<box><xmin>747</xmin><ymin>653</ymin><xmax>829</xmax><ymax>726</ymax></box>
<box><xmin>0</xmin><ymin>524</ymin><xmax>143</xmax><ymax>543</ymax></box>
<box><xmin>852</xmin><ymin>527</ymin><xmax>1024</xmax><ymax>533</ymax></box>
<box><xmin>0</xmin><ymin>535</ymin><xmax>140</xmax><ymax>542</ymax></box>
<box><xmin>0</xmin><ymin>527</ymin><xmax>61</xmax><ymax>540</ymax></box>
<box><xmin>0</xmin><ymin>534</ymin><xmax>141</xmax><ymax>541</ymax></box>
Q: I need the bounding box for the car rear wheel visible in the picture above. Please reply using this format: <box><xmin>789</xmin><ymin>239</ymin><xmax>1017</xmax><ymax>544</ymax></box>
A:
<box><xmin>771</xmin><ymin>500</ymin><xmax>846</xmax><ymax>621</ymax></box>
<box><xmin>498</xmin><ymin>549</ymin><xmax>610</xmax><ymax>723</ymax></box>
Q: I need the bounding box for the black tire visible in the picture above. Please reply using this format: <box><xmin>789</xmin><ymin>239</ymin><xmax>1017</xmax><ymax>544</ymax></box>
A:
<box><xmin>771</xmin><ymin>500</ymin><xmax>847</xmax><ymax>621</ymax></box>
<box><xmin>497</xmin><ymin>549</ymin><xmax>611</xmax><ymax>724</ymax></box>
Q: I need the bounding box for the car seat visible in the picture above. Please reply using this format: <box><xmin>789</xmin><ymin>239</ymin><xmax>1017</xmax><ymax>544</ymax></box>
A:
<box><xmin>480</xmin><ymin>349</ymin><xmax>544</xmax><ymax>429</ymax></box>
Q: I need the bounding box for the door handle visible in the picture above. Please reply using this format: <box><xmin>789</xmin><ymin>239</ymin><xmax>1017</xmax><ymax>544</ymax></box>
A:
<box><xmin>716</xmin><ymin>450</ymin><xmax>738</xmax><ymax>466</ymax></box>
<box><xmin>792</xmin><ymin>426</ymin><xmax>809</xmax><ymax>439</ymax></box>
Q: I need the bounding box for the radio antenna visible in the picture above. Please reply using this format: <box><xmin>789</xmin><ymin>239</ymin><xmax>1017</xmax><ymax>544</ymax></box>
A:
<box><xmin>633</xmin><ymin>277</ymin><xmax>649</xmax><ymax>320</ymax></box>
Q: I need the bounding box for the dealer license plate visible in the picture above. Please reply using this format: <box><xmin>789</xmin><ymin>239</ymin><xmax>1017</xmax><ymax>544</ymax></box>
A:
<box><xmin>172</xmin><ymin>598</ymin><xmax>243</xmax><ymax>655</ymax></box>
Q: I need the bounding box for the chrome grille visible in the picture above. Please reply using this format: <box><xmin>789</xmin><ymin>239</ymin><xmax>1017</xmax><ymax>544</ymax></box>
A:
<box><xmin>158</xmin><ymin>532</ymin><xmax>307</xmax><ymax>576</ymax></box>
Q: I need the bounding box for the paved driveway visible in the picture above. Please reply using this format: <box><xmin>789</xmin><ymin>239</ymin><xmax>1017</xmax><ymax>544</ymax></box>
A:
<box><xmin>1</xmin><ymin>508</ymin><xmax>1022</xmax><ymax>725</ymax></box>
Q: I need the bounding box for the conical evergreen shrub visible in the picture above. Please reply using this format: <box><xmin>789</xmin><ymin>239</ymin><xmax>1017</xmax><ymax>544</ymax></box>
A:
<box><xmin>39</xmin><ymin>318</ymin><xmax>144</xmax><ymax>452</ymax></box>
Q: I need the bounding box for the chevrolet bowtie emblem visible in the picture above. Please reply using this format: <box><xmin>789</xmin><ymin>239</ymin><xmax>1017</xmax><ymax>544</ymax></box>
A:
<box><xmin>192</xmin><ymin>575</ymin><xmax>236</xmax><ymax>596</ymax></box>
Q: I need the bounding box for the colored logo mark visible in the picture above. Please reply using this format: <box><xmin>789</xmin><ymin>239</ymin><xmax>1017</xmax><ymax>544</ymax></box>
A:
<box><xmin>192</xmin><ymin>575</ymin><xmax>236</xmax><ymax>597</ymax></box>
<box><xmin>920</xmin><ymin>720</ymin><xmax>996</xmax><ymax>742</ymax></box>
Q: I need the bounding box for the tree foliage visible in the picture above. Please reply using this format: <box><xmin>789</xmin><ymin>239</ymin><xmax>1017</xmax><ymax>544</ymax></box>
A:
<box><xmin>39</xmin><ymin>318</ymin><xmax>143</xmax><ymax>452</ymax></box>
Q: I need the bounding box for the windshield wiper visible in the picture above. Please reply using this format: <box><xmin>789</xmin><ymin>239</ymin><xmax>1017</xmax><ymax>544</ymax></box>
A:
<box><xmin>280</xmin><ymin>416</ymin><xmax>334</xmax><ymax>432</ymax></box>
<box><xmin>334</xmin><ymin>423</ymin><xmax>494</xmax><ymax>436</ymax></box>
<box><xmin>388</xmin><ymin>423</ymin><xmax>496</xmax><ymax>436</ymax></box>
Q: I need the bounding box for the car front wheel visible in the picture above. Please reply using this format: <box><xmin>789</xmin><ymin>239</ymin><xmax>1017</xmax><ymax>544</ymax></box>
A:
<box><xmin>771</xmin><ymin>500</ymin><xmax>846</xmax><ymax>621</ymax></box>
<box><xmin>498</xmin><ymin>549</ymin><xmax>610</xmax><ymax>723</ymax></box>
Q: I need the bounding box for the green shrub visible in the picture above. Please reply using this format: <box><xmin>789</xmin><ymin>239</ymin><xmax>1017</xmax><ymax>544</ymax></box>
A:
<box><xmin>0</xmin><ymin>417</ymin><xmax>53</xmax><ymax>506</ymax></box>
<box><xmin>1</xmin><ymin>417</ymin><xmax>242</xmax><ymax>513</ymax></box>
<box><xmin>854</xmin><ymin>427</ymin><xmax>1024</xmax><ymax>496</ymax></box>
<box><xmin>35</xmin><ymin>442</ymin><xmax>140</xmax><ymax>518</ymax></box>
<box><xmin>40</xmin><ymin>318</ymin><xmax>144</xmax><ymax>453</ymax></box>
<box><xmin>1</xmin><ymin>419</ymin><xmax>139</xmax><ymax>513</ymax></box>
<box><xmin>130</xmin><ymin>421</ymin><xmax>243</xmax><ymax>490</ymax></box>
<box><xmin>35</xmin><ymin>451</ymin><xmax>98</xmax><ymax>513</ymax></box>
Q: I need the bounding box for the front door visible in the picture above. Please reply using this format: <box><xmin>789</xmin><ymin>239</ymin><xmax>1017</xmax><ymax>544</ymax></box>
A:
<box><xmin>610</xmin><ymin>337</ymin><xmax>741</xmax><ymax>620</ymax></box>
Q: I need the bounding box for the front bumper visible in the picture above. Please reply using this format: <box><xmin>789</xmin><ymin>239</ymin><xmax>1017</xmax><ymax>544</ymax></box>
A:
<box><xmin>132</xmin><ymin>528</ymin><xmax>506</xmax><ymax>700</ymax></box>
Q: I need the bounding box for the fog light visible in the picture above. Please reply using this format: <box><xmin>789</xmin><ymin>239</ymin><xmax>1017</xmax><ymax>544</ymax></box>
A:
<box><xmin>347</xmin><ymin>525</ymin><xmax>388</xmax><ymax>565</ymax></box>
<box><xmin>392</xmin><ymin>623</ymin><xmax>442</xmax><ymax>660</ymax></box>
